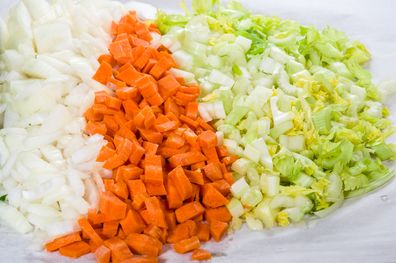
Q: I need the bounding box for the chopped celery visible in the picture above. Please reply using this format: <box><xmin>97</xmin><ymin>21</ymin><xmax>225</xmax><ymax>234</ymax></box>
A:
<box><xmin>156</xmin><ymin>0</ymin><xmax>396</xmax><ymax>230</ymax></box>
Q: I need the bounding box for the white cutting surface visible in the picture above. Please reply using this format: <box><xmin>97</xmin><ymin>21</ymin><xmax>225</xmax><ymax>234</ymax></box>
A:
<box><xmin>1</xmin><ymin>0</ymin><xmax>396</xmax><ymax>262</ymax></box>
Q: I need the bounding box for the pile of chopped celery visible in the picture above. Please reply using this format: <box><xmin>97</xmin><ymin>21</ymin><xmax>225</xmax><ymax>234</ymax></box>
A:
<box><xmin>156</xmin><ymin>0</ymin><xmax>396</xmax><ymax>230</ymax></box>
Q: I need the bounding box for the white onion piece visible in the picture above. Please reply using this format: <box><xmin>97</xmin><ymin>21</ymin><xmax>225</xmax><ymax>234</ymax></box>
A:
<box><xmin>0</xmin><ymin>203</ymin><xmax>33</xmax><ymax>234</ymax></box>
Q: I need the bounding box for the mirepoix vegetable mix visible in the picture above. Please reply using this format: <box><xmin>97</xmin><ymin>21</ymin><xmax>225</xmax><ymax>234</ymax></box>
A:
<box><xmin>156</xmin><ymin>0</ymin><xmax>396</xmax><ymax>229</ymax></box>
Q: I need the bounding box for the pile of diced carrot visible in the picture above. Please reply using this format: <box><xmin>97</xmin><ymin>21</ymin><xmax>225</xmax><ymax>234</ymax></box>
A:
<box><xmin>45</xmin><ymin>11</ymin><xmax>237</xmax><ymax>263</ymax></box>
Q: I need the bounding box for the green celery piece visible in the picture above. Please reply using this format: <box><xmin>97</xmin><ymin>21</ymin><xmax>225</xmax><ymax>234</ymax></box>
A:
<box><xmin>270</xmin><ymin>121</ymin><xmax>294</xmax><ymax>138</ymax></box>
<box><xmin>192</xmin><ymin>0</ymin><xmax>219</xmax><ymax>14</ymax></box>
<box><xmin>225</xmin><ymin>106</ymin><xmax>250</xmax><ymax>126</ymax></box>
<box><xmin>345</xmin><ymin>170</ymin><xmax>395</xmax><ymax>198</ymax></box>
<box><xmin>156</xmin><ymin>11</ymin><xmax>190</xmax><ymax>34</ymax></box>
<box><xmin>371</xmin><ymin>143</ymin><xmax>395</xmax><ymax>161</ymax></box>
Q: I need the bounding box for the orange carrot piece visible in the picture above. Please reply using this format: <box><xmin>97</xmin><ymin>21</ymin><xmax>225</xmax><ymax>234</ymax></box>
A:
<box><xmin>144</xmin><ymin>225</ymin><xmax>167</xmax><ymax>244</ymax></box>
<box><xmin>144</xmin><ymin>155</ymin><xmax>163</xmax><ymax>185</ymax></box>
<box><xmin>99</xmin><ymin>191</ymin><xmax>128</xmax><ymax>221</ymax></box>
<box><xmin>222</xmin><ymin>155</ymin><xmax>238</xmax><ymax>166</ymax></box>
<box><xmin>185</xmin><ymin>102</ymin><xmax>198</xmax><ymax>120</ymax></box>
<box><xmin>165</xmin><ymin>211</ymin><xmax>177</xmax><ymax>231</ymax></box>
<box><xmin>196</xmin><ymin>222</ymin><xmax>210</xmax><ymax>242</ymax></box>
<box><xmin>78</xmin><ymin>218</ymin><xmax>104</xmax><ymax>246</ymax></box>
<box><xmin>117</xmin><ymin>68</ymin><xmax>142</xmax><ymax>86</ymax></box>
<box><xmin>98</xmin><ymin>54</ymin><xmax>114</xmax><ymax>65</ymax></box>
<box><xmin>125</xmin><ymin>233</ymin><xmax>162</xmax><ymax>256</ymax></box>
<box><xmin>86</xmin><ymin>121</ymin><xmax>107</xmax><ymax>136</ymax></box>
<box><xmin>205</xmin><ymin>207</ymin><xmax>232</xmax><ymax>223</ymax></box>
<box><xmin>88</xmin><ymin>209</ymin><xmax>106</xmax><ymax>225</ymax></box>
<box><xmin>198</xmin><ymin>117</ymin><xmax>216</xmax><ymax>132</ymax></box>
<box><xmin>179</xmin><ymin>114</ymin><xmax>199</xmax><ymax>129</ymax></box>
<box><xmin>168</xmin><ymin>166</ymin><xmax>193</xmax><ymax>200</ymax></box>
<box><xmin>117</xmin><ymin>166</ymin><xmax>143</xmax><ymax>181</ymax></box>
<box><xmin>166</xmin><ymin>178</ymin><xmax>183</xmax><ymax>209</ymax></box>
<box><xmin>198</xmin><ymin>131</ymin><xmax>217</xmax><ymax>148</ymax></box>
<box><xmin>143</xmin><ymin>142</ymin><xmax>158</xmax><ymax>155</ymax></box>
<box><xmin>116</xmin><ymin>87</ymin><xmax>138</xmax><ymax>100</ymax></box>
<box><xmin>184</xmin><ymin>170</ymin><xmax>204</xmax><ymax>185</ymax></box>
<box><xmin>173</xmin><ymin>236</ymin><xmax>200</xmax><ymax>254</ymax></box>
<box><xmin>111</xmin><ymin>181</ymin><xmax>129</xmax><ymax>200</ymax></box>
<box><xmin>202</xmin><ymin>185</ymin><xmax>229</xmax><ymax>208</ymax></box>
<box><xmin>164</xmin><ymin>133</ymin><xmax>185</xmax><ymax>148</ymax></box>
<box><xmin>167</xmin><ymin>218</ymin><xmax>197</xmax><ymax>242</ymax></box>
<box><xmin>168</xmin><ymin>152</ymin><xmax>206</xmax><ymax>167</ymax></box>
<box><xmin>209</xmin><ymin>220</ymin><xmax>228</xmax><ymax>242</ymax></box>
<box><xmin>104</xmin><ymin>237</ymin><xmax>134</xmax><ymax>262</ymax></box>
<box><xmin>95</xmin><ymin>245</ymin><xmax>111</xmax><ymax>263</ymax></box>
<box><xmin>158</xmin><ymin>74</ymin><xmax>180</xmax><ymax>99</ymax></box>
<box><xmin>105</xmin><ymin>96</ymin><xmax>122</xmax><ymax>110</ymax></box>
<box><xmin>97</xmin><ymin>146</ymin><xmax>116</xmax><ymax>162</ymax></box>
<box><xmin>209</xmin><ymin>180</ymin><xmax>230</xmax><ymax>197</ymax></box>
<box><xmin>191</xmin><ymin>249</ymin><xmax>212</xmax><ymax>261</ymax></box>
<box><xmin>103</xmin><ymin>154</ymin><xmax>125</xmax><ymax>170</ymax></box>
<box><xmin>129</xmin><ymin>141</ymin><xmax>145</xmax><ymax>165</ymax></box>
<box><xmin>175</xmin><ymin>201</ymin><xmax>205</xmax><ymax>223</ymax></box>
<box><xmin>145</xmin><ymin>182</ymin><xmax>167</xmax><ymax>196</ymax></box>
<box><xmin>203</xmin><ymin>162</ymin><xmax>223</xmax><ymax>181</ymax></box>
<box><xmin>120</xmin><ymin>209</ymin><xmax>146</xmax><ymax>235</ymax></box>
<box><xmin>144</xmin><ymin>197</ymin><xmax>167</xmax><ymax>228</ymax></box>
<box><xmin>202</xmin><ymin>146</ymin><xmax>220</xmax><ymax>163</ymax></box>
<box><xmin>103</xmin><ymin>221</ymin><xmax>120</xmax><ymax>238</ymax></box>
<box><xmin>139</xmin><ymin>129</ymin><xmax>163</xmax><ymax>144</ymax></box>
<box><xmin>59</xmin><ymin>241</ymin><xmax>91</xmax><ymax>259</ymax></box>
<box><xmin>93</xmin><ymin>62</ymin><xmax>113</xmax><ymax>85</ymax></box>
<box><xmin>45</xmin><ymin>232</ymin><xmax>82</xmax><ymax>252</ymax></box>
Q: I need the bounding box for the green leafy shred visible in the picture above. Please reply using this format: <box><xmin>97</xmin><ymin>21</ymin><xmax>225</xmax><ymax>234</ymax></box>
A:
<box><xmin>0</xmin><ymin>195</ymin><xmax>7</xmax><ymax>202</ymax></box>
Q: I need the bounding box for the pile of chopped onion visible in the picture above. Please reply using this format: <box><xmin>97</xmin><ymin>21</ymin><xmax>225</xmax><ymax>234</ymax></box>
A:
<box><xmin>0</xmin><ymin>0</ymin><xmax>126</xmax><ymax>244</ymax></box>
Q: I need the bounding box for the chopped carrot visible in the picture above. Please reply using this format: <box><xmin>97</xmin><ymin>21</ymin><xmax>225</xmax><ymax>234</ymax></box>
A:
<box><xmin>196</xmin><ymin>222</ymin><xmax>210</xmax><ymax>242</ymax></box>
<box><xmin>59</xmin><ymin>241</ymin><xmax>91</xmax><ymax>259</ymax></box>
<box><xmin>104</xmin><ymin>237</ymin><xmax>133</xmax><ymax>262</ymax></box>
<box><xmin>78</xmin><ymin>218</ymin><xmax>103</xmax><ymax>246</ymax></box>
<box><xmin>97</xmin><ymin>146</ymin><xmax>116</xmax><ymax>162</ymax></box>
<box><xmin>93</xmin><ymin>62</ymin><xmax>113</xmax><ymax>85</ymax></box>
<box><xmin>184</xmin><ymin>170</ymin><xmax>204</xmax><ymax>185</ymax></box>
<box><xmin>158</xmin><ymin>74</ymin><xmax>180</xmax><ymax>99</ymax></box>
<box><xmin>168</xmin><ymin>166</ymin><xmax>193</xmax><ymax>201</ymax></box>
<box><xmin>86</xmin><ymin>121</ymin><xmax>107</xmax><ymax>136</ymax></box>
<box><xmin>168</xmin><ymin>152</ymin><xmax>206</xmax><ymax>167</ymax></box>
<box><xmin>205</xmin><ymin>207</ymin><xmax>232</xmax><ymax>223</ymax></box>
<box><xmin>144</xmin><ymin>197</ymin><xmax>167</xmax><ymax>228</ymax></box>
<box><xmin>202</xmin><ymin>185</ymin><xmax>229</xmax><ymax>208</ymax></box>
<box><xmin>99</xmin><ymin>191</ymin><xmax>128</xmax><ymax>221</ymax></box>
<box><xmin>95</xmin><ymin>245</ymin><xmax>111</xmax><ymax>263</ymax></box>
<box><xmin>125</xmin><ymin>233</ymin><xmax>162</xmax><ymax>256</ymax></box>
<box><xmin>120</xmin><ymin>209</ymin><xmax>146</xmax><ymax>235</ymax></box>
<box><xmin>191</xmin><ymin>249</ymin><xmax>212</xmax><ymax>261</ymax></box>
<box><xmin>209</xmin><ymin>220</ymin><xmax>228</xmax><ymax>242</ymax></box>
<box><xmin>201</xmin><ymin>146</ymin><xmax>220</xmax><ymax>163</ymax></box>
<box><xmin>210</xmin><ymin>179</ymin><xmax>231</xmax><ymax>196</ymax></box>
<box><xmin>173</xmin><ymin>236</ymin><xmax>200</xmax><ymax>254</ymax></box>
<box><xmin>175</xmin><ymin>201</ymin><xmax>205</xmax><ymax>223</ymax></box>
<box><xmin>45</xmin><ymin>232</ymin><xmax>82</xmax><ymax>252</ymax></box>
<box><xmin>203</xmin><ymin>162</ymin><xmax>223</xmax><ymax>181</ymax></box>
<box><xmin>103</xmin><ymin>221</ymin><xmax>119</xmax><ymax>238</ymax></box>
<box><xmin>167</xmin><ymin>220</ymin><xmax>197</xmax><ymax>243</ymax></box>
<box><xmin>60</xmin><ymin>11</ymin><xmax>235</xmax><ymax>263</ymax></box>
<box><xmin>144</xmin><ymin>225</ymin><xmax>167</xmax><ymax>244</ymax></box>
